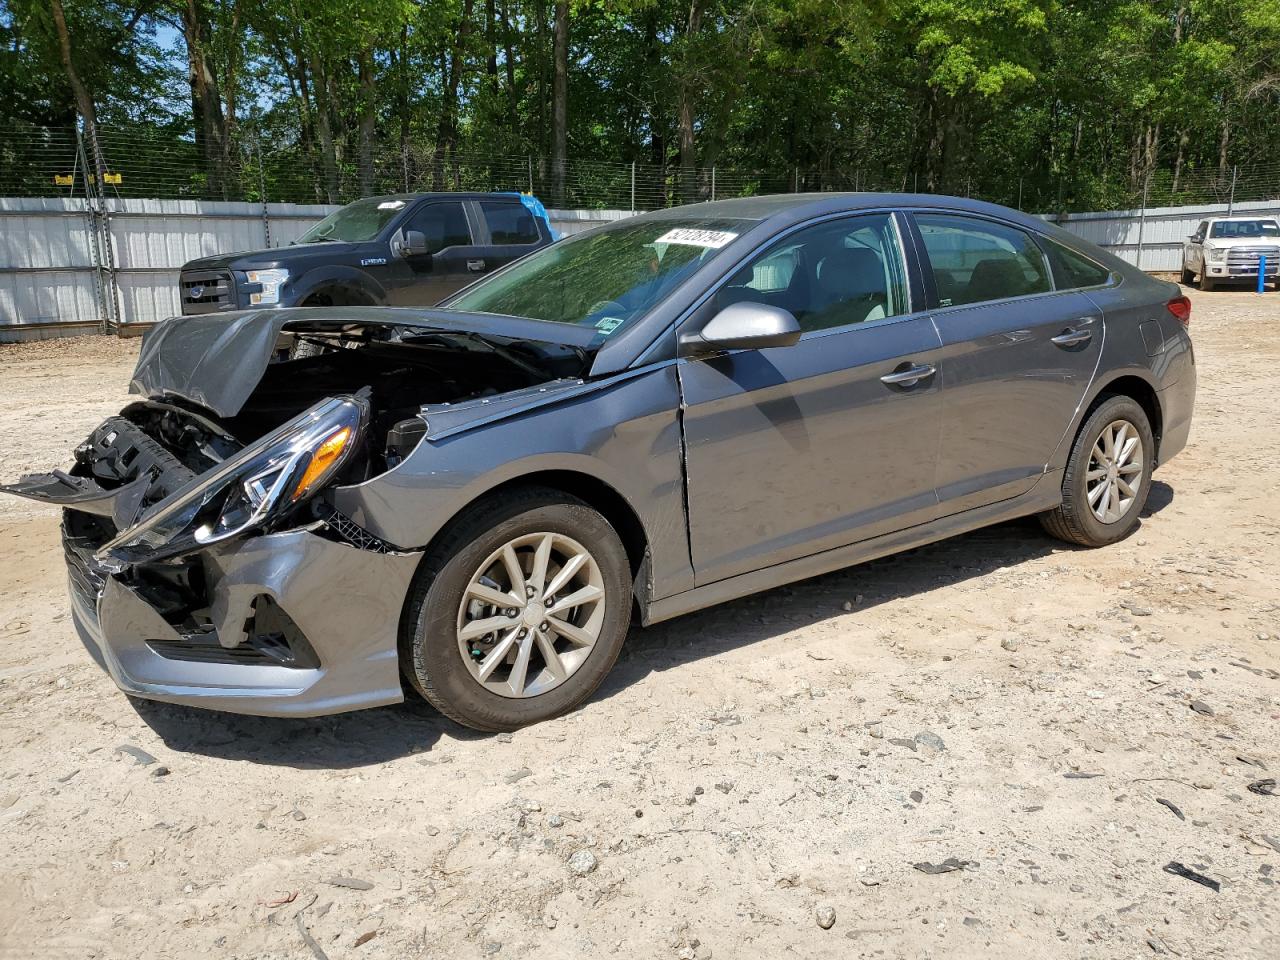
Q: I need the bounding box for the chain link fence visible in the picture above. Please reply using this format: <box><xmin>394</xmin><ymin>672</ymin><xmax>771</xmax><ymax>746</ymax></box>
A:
<box><xmin>3</xmin><ymin>121</ymin><xmax>1279</xmax><ymax>213</ymax></box>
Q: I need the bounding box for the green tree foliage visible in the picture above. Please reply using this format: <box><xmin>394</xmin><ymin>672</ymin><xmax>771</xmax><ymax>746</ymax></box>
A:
<box><xmin>0</xmin><ymin>0</ymin><xmax>1276</xmax><ymax>210</ymax></box>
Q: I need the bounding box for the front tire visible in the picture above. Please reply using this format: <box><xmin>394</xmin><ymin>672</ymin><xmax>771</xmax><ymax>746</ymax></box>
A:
<box><xmin>400</xmin><ymin>487</ymin><xmax>632</xmax><ymax>731</ymax></box>
<box><xmin>1200</xmin><ymin>273</ymin><xmax>1215</xmax><ymax>291</ymax></box>
<box><xmin>1040</xmin><ymin>395</ymin><xmax>1154</xmax><ymax>547</ymax></box>
<box><xmin>1180</xmin><ymin>266</ymin><xmax>1195</xmax><ymax>285</ymax></box>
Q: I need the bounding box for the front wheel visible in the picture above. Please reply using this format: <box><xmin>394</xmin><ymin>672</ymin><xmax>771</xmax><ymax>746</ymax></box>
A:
<box><xmin>1180</xmin><ymin>266</ymin><xmax>1195</xmax><ymax>285</ymax></box>
<box><xmin>401</xmin><ymin>487</ymin><xmax>632</xmax><ymax>731</ymax></box>
<box><xmin>1200</xmin><ymin>273</ymin><xmax>1215</xmax><ymax>291</ymax></box>
<box><xmin>1040</xmin><ymin>395</ymin><xmax>1154</xmax><ymax>547</ymax></box>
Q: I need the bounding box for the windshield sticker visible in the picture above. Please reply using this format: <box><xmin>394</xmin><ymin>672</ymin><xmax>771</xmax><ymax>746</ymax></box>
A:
<box><xmin>594</xmin><ymin>316</ymin><xmax>625</xmax><ymax>335</ymax></box>
<box><xmin>655</xmin><ymin>228</ymin><xmax>739</xmax><ymax>249</ymax></box>
<box><xmin>377</xmin><ymin>200</ymin><xmax>406</xmax><ymax>210</ymax></box>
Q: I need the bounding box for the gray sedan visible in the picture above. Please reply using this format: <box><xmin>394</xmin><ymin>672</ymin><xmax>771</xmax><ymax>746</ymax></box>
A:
<box><xmin>2</xmin><ymin>194</ymin><xmax>1196</xmax><ymax>730</ymax></box>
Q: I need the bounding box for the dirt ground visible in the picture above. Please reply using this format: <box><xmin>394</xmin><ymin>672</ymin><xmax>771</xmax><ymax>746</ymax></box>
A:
<box><xmin>1</xmin><ymin>290</ymin><xmax>1278</xmax><ymax>960</ymax></box>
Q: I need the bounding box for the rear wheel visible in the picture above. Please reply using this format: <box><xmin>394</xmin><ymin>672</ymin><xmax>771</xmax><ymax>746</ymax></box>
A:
<box><xmin>401</xmin><ymin>487</ymin><xmax>632</xmax><ymax>731</ymax></box>
<box><xmin>1040</xmin><ymin>395</ymin><xmax>1154</xmax><ymax>547</ymax></box>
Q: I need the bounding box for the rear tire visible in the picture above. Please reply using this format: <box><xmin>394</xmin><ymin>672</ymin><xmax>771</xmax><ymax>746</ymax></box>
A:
<box><xmin>1040</xmin><ymin>395</ymin><xmax>1154</xmax><ymax>548</ymax></box>
<box><xmin>400</xmin><ymin>487</ymin><xmax>632</xmax><ymax>731</ymax></box>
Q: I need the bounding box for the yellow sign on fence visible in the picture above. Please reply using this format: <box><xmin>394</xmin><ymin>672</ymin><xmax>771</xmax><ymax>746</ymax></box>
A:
<box><xmin>53</xmin><ymin>174</ymin><xmax>74</xmax><ymax>186</ymax></box>
<box><xmin>101</xmin><ymin>173</ymin><xmax>122</xmax><ymax>185</ymax></box>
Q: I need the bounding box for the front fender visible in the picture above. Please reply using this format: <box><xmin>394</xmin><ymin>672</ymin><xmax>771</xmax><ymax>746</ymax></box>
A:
<box><xmin>288</xmin><ymin>264</ymin><xmax>386</xmax><ymax>305</ymax></box>
<box><xmin>329</xmin><ymin>363</ymin><xmax>695</xmax><ymax>600</ymax></box>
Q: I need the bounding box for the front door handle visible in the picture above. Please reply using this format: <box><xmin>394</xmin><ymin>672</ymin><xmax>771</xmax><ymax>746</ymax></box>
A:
<box><xmin>880</xmin><ymin>363</ymin><xmax>936</xmax><ymax>387</ymax></box>
<box><xmin>1051</xmin><ymin>328</ymin><xmax>1093</xmax><ymax>347</ymax></box>
<box><xmin>466</xmin><ymin>259</ymin><xmax>486</xmax><ymax>272</ymax></box>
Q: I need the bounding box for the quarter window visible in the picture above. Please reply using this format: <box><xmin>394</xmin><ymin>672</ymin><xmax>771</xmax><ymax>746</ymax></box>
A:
<box><xmin>915</xmin><ymin>214</ymin><xmax>1050</xmax><ymax>307</ymax></box>
<box><xmin>716</xmin><ymin>213</ymin><xmax>909</xmax><ymax>332</ymax></box>
<box><xmin>404</xmin><ymin>201</ymin><xmax>472</xmax><ymax>252</ymax></box>
<box><xmin>1043</xmin><ymin>238</ymin><xmax>1111</xmax><ymax>290</ymax></box>
<box><xmin>480</xmin><ymin>200</ymin><xmax>541</xmax><ymax>245</ymax></box>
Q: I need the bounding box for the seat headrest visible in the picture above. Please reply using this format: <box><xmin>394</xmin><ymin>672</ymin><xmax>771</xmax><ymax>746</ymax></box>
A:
<box><xmin>967</xmin><ymin>257</ymin><xmax>1026</xmax><ymax>302</ymax></box>
<box><xmin>815</xmin><ymin>247</ymin><xmax>884</xmax><ymax>301</ymax></box>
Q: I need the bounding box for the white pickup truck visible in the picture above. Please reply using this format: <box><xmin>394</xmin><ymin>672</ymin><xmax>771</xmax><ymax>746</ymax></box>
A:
<box><xmin>1182</xmin><ymin>215</ymin><xmax>1280</xmax><ymax>290</ymax></box>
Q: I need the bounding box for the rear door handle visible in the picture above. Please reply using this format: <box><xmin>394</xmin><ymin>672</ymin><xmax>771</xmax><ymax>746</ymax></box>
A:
<box><xmin>466</xmin><ymin>259</ymin><xmax>486</xmax><ymax>272</ymax></box>
<box><xmin>1051</xmin><ymin>328</ymin><xmax>1093</xmax><ymax>347</ymax></box>
<box><xmin>880</xmin><ymin>363</ymin><xmax>936</xmax><ymax>387</ymax></box>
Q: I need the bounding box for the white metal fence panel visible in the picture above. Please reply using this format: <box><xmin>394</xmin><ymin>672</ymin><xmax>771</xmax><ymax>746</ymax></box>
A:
<box><xmin>0</xmin><ymin>199</ymin><xmax>631</xmax><ymax>340</ymax></box>
<box><xmin>1045</xmin><ymin>200</ymin><xmax>1280</xmax><ymax>271</ymax></box>
<box><xmin>4</xmin><ymin>196</ymin><xmax>1279</xmax><ymax>342</ymax></box>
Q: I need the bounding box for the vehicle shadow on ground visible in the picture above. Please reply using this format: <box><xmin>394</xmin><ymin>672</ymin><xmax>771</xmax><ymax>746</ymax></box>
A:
<box><xmin>132</xmin><ymin>482</ymin><xmax>1174</xmax><ymax>768</ymax></box>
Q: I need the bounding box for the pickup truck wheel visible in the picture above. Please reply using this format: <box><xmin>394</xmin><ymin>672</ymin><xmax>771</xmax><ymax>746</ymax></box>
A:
<box><xmin>1040</xmin><ymin>395</ymin><xmax>1154</xmax><ymax>548</ymax></box>
<box><xmin>1180</xmin><ymin>266</ymin><xmax>1194</xmax><ymax>285</ymax></box>
<box><xmin>400</xmin><ymin>487</ymin><xmax>632</xmax><ymax>731</ymax></box>
<box><xmin>1200</xmin><ymin>274</ymin><xmax>1215</xmax><ymax>291</ymax></box>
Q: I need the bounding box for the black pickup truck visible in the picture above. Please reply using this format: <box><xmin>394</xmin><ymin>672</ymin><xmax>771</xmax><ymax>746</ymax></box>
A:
<box><xmin>178</xmin><ymin>192</ymin><xmax>556</xmax><ymax>315</ymax></box>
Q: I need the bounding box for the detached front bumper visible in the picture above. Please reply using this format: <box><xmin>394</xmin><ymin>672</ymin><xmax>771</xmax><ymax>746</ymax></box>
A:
<box><xmin>67</xmin><ymin>523</ymin><xmax>422</xmax><ymax>717</ymax></box>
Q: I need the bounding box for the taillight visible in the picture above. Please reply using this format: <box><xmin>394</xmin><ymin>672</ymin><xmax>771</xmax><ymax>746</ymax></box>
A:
<box><xmin>1166</xmin><ymin>296</ymin><xmax>1191</xmax><ymax>328</ymax></box>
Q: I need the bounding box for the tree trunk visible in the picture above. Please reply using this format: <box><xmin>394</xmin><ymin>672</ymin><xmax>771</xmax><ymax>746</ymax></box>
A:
<box><xmin>310</xmin><ymin>55</ymin><xmax>340</xmax><ymax>202</ymax></box>
<box><xmin>358</xmin><ymin>47</ymin><xmax>376</xmax><ymax>195</ymax></box>
<box><xmin>499</xmin><ymin>0</ymin><xmax>519</xmax><ymax>132</ymax></box>
<box><xmin>180</xmin><ymin>0</ymin><xmax>228</xmax><ymax>197</ymax></box>
<box><xmin>551</xmin><ymin>0</ymin><xmax>569</xmax><ymax>205</ymax></box>
<box><xmin>48</xmin><ymin>0</ymin><xmax>102</xmax><ymax>174</ymax></box>
<box><xmin>433</xmin><ymin>0</ymin><xmax>475</xmax><ymax>190</ymax></box>
<box><xmin>677</xmin><ymin>0</ymin><xmax>704</xmax><ymax>199</ymax></box>
<box><xmin>486</xmin><ymin>0</ymin><xmax>498</xmax><ymax>91</ymax></box>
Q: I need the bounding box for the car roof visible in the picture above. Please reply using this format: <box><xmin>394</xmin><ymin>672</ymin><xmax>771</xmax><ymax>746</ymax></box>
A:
<box><xmin>643</xmin><ymin>191</ymin><xmax>1056</xmax><ymax>233</ymax></box>
<box><xmin>357</xmin><ymin>192</ymin><xmax>527</xmax><ymax>203</ymax></box>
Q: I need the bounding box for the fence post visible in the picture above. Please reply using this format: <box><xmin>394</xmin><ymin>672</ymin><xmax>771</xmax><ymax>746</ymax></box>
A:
<box><xmin>1135</xmin><ymin>173</ymin><xmax>1151</xmax><ymax>272</ymax></box>
<box><xmin>528</xmin><ymin>156</ymin><xmax>534</xmax><ymax>195</ymax></box>
<box><xmin>82</xmin><ymin>121</ymin><xmax>122</xmax><ymax>334</ymax></box>
<box><xmin>1227</xmin><ymin>165</ymin><xmax>1238</xmax><ymax>215</ymax></box>
<box><xmin>76</xmin><ymin>126</ymin><xmax>110</xmax><ymax>335</ymax></box>
<box><xmin>254</xmin><ymin>133</ymin><xmax>271</xmax><ymax>247</ymax></box>
<box><xmin>711</xmin><ymin>166</ymin><xmax>716</xmax><ymax>202</ymax></box>
<box><xmin>794</xmin><ymin>167</ymin><xmax>799</xmax><ymax>192</ymax></box>
<box><xmin>630</xmin><ymin>161</ymin><xmax>636</xmax><ymax>212</ymax></box>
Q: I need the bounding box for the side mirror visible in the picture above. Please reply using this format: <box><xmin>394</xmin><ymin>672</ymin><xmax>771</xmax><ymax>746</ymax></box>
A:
<box><xmin>679</xmin><ymin>301</ymin><xmax>802</xmax><ymax>355</ymax></box>
<box><xmin>398</xmin><ymin>229</ymin><xmax>431</xmax><ymax>259</ymax></box>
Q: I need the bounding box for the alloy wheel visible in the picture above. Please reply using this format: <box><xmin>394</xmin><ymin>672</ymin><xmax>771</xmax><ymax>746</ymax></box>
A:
<box><xmin>1086</xmin><ymin>419</ymin><xmax>1144</xmax><ymax>524</ymax></box>
<box><xmin>455</xmin><ymin>532</ymin><xmax>606</xmax><ymax>698</ymax></box>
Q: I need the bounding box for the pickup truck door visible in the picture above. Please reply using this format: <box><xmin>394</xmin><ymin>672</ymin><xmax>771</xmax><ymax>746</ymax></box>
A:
<box><xmin>1185</xmin><ymin>221</ymin><xmax>1208</xmax><ymax>271</ymax></box>
<box><xmin>467</xmin><ymin>198</ymin><xmax>552</xmax><ymax>278</ymax></box>
<box><xmin>384</xmin><ymin>199</ymin><xmax>485</xmax><ymax>306</ymax></box>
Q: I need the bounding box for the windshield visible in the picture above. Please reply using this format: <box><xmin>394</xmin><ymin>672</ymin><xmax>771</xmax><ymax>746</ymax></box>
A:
<box><xmin>297</xmin><ymin>197</ymin><xmax>410</xmax><ymax>243</ymax></box>
<box><xmin>447</xmin><ymin>216</ymin><xmax>755</xmax><ymax>339</ymax></box>
<box><xmin>1210</xmin><ymin>220</ymin><xmax>1280</xmax><ymax>239</ymax></box>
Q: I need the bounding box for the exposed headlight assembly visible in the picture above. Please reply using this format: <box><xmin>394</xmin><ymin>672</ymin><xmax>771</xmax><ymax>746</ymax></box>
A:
<box><xmin>98</xmin><ymin>396</ymin><xmax>366</xmax><ymax>565</ymax></box>
<box><xmin>246</xmin><ymin>268</ymin><xmax>289</xmax><ymax>304</ymax></box>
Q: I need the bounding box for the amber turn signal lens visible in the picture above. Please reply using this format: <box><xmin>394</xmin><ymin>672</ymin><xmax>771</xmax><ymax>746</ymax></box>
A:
<box><xmin>290</xmin><ymin>427</ymin><xmax>352</xmax><ymax>501</ymax></box>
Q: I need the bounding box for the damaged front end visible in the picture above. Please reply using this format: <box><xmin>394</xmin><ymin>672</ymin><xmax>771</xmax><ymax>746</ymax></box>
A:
<box><xmin>2</xmin><ymin>309</ymin><xmax>586</xmax><ymax>716</ymax></box>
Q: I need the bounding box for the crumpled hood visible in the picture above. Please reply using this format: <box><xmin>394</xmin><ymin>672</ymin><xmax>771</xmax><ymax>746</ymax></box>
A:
<box><xmin>129</xmin><ymin>307</ymin><xmax>601</xmax><ymax>418</ymax></box>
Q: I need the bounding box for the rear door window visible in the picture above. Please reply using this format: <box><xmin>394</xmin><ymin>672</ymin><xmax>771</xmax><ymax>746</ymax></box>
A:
<box><xmin>914</xmin><ymin>214</ymin><xmax>1051</xmax><ymax>307</ymax></box>
<box><xmin>404</xmin><ymin>201</ymin><xmax>472</xmax><ymax>252</ymax></box>
<box><xmin>1043</xmin><ymin>239</ymin><xmax>1111</xmax><ymax>290</ymax></box>
<box><xmin>480</xmin><ymin>200</ymin><xmax>541</xmax><ymax>245</ymax></box>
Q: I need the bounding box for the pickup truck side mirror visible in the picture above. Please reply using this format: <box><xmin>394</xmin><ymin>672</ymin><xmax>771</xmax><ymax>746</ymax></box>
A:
<box><xmin>398</xmin><ymin>229</ymin><xmax>432</xmax><ymax>259</ymax></box>
<box><xmin>679</xmin><ymin>301</ymin><xmax>802</xmax><ymax>355</ymax></box>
